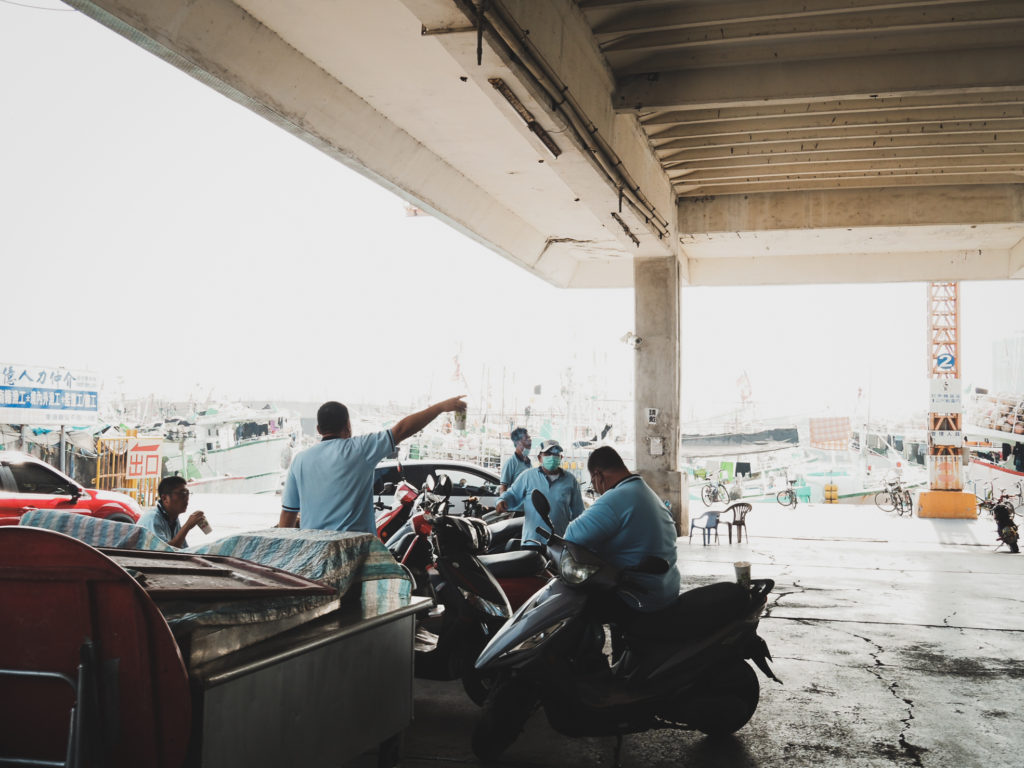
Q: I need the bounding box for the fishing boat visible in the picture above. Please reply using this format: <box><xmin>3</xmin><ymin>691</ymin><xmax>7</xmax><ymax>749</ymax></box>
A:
<box><xmin>161</xmin><ymin>403</ymin><xmax>302</xmax><ymax>494</ymax></box>
<box><xmin>964</xmin><ymin>388</ymin><xmax>1024</xmax><ymax>498</ymax></box>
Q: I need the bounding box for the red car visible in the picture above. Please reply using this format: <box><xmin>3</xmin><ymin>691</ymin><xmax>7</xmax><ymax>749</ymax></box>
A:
<box><xmin>0</xmin><ymin>450</ymin><xmax>142</xmax><ymax>526</ymax></box>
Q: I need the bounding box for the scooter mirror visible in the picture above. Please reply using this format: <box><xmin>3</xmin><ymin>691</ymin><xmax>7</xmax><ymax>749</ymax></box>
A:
<box><xmin>531</xmin><ymin>489</ymin><xmax>553</xmax><ymax>527</ymax></box>
<box><xmin>379</xmin><ymin>482</ymin><xmax>397</xmax><ymax>496</ymax></box>
<box><xmin>425</xmin><ymin>474</ymin><xmax>436</xmax><ymax>491</ymax></box>
<box><xmin>435</xmin><ymin>473</ymin><xmax>453</xmax><ymax>499</ymax></box>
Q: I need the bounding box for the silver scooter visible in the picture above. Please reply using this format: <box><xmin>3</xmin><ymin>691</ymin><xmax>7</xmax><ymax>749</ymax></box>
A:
<box><xmin>471</xmin><ymin>490</ymin><xmax>779</xmax><ymax>763</ymax></box>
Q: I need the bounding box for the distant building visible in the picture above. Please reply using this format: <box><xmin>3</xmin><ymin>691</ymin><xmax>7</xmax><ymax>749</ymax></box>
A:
<box><xmin>993</xmin><ymin>333</ymin><xmax>1024</xmax><ymax>393</ymax></box>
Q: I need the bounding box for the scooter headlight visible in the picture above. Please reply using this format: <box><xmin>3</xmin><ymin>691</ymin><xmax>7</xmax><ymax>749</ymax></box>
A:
<box><xmin>459</xmin><ymin>588</ymin><xmax>511</xmax><ymax>618</ymax></box>
<box><xmin>559</xmin><ymin>549</ymin><xmax>600</xmax><ymax>585</ymax></box>
<box><xmin>506</xmin><ymin>617</ymin><xmax>571</xmax><ymax>655</ymax></box>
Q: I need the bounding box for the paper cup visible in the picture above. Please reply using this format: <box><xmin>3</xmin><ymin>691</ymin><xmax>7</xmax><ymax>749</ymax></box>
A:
<box><xmin>197</xmin><ymin>517</ymin><xmax>213</xmax><ymax>535</ymax></box>
<box><xmin>734</xmin><ymin>561</ymin><xmax>751</xmax><ymax>589</ymax></box>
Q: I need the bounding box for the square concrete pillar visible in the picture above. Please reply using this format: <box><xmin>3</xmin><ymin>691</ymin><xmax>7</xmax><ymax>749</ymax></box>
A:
<box><xmin>633</xmin><ymin>256</ymin><xmax>686</xmax><ymax>534</ymax></box>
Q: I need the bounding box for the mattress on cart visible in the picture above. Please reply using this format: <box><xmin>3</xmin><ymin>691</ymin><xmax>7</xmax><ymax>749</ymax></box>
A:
<box><xmin>18</xmin><ymin>512</ymin><xmax>412</xmax><ymax>663</ymax></box>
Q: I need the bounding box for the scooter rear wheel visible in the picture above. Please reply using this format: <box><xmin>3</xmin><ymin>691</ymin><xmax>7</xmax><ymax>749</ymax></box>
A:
<box><xmin>686</xmin><ymin>660</ymin><xmax>760</xmax><ymax>737</ymax></box>
<box><xmin>471</xmin><ymin>677</ymin><xmax>537</xmax><ymax>761</ymax></box>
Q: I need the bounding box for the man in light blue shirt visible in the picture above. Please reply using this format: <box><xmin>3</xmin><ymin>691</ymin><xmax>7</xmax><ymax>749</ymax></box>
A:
<box><xmin>279</xmin><ymin>396</ymin><xmax>466</xmax><ymax>534</ymax></box>
<box><xmin>495</xmin><ymin>439</ymin><xmax>583</xmax><ymax>547</ymax></box>
<box><xmin>137</xmin><ymin>475</ymin><xmax>209</xmax><ymax>548</ymax></box>
<box><xmin>498</xmin><ymin>427</ymin><xmax>531</xmax><ymax>511</ymax></box>
<box><xmin>564</xmin><ymin>446</ymin><xmax>680</xmax><ymax>612</ymax></box>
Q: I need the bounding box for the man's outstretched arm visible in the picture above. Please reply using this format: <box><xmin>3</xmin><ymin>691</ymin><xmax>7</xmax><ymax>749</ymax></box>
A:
<box><xmin>391</xmin><ymin>396</ymin><xmax>466</xmax><ymax>444</ymax></box>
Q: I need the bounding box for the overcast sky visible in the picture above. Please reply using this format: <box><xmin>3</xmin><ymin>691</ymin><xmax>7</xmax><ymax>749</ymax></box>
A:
<box><xmin>3</xmin><ymin>2</ymin><xmax>1023</xmax><ymax>424</ymax></box>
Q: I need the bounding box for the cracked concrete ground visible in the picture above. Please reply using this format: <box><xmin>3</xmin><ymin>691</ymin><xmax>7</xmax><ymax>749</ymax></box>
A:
<box><xmin>383</xmin><ymin>503</ymin><xmax>1024</xmax><ymax>767</ymax></box>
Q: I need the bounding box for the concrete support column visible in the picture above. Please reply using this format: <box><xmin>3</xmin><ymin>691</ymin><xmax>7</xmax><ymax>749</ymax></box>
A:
<box><xmin>633</xmin><ymin>256</ymin><xmax>685</xmax><ymax>534</ymax></box>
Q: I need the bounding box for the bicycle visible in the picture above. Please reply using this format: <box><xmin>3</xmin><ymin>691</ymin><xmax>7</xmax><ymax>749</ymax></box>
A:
<box><xmin>964</xmin><ymin>477</ymin><xmax>994</xmax><ymax>507</ymax></box>
<box><xmin>1008</xmin><ymin>480</ymin><xmax>1024</xmax><ymax>510</ymax></box>
<box><xmin>875</xmin><ymin>477</ymin><xmax>913</xmax><ymax>516</ymax></box>
<box><xmin>700</xmin><ymin>472</ymin><xmax>730</xmax><ymax>506</ymax></box>
<box><xmin>776</xmin><ymin>479</ymin><xmax>798</xmax><ymax>508</ymax></box>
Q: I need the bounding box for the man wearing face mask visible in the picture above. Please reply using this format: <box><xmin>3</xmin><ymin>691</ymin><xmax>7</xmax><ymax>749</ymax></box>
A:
<box><xmin>494</xmin><ymin>439</ymin><xmax>583</xmax><ymax>548</ymax></box>
<box><xmin>498</xmin><ymin>427</ymin><xmax>532</xmax><ymax>504</ymax></box>
<box><xmin>564</xmin><ymin>446</ymin><xmax>680</xmax><ymax>613</ymax></box>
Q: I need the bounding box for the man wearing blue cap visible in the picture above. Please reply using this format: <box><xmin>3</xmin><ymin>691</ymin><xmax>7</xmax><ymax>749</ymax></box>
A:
<box><xmin>498</xmin><ymin>427</ymin><xmax>532</xmax><ymax>513</ymax></box>
<box><xmin>495</xmin><ymin>439</ymin><xmax>583</xmax><ymax>547</ymax></box>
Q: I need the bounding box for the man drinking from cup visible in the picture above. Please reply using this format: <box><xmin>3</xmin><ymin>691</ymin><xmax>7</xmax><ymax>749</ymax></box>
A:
<box><xmin>138</xmin><ymin>475</ymin><xmax>211</xmax><ymax>548</ymax></box>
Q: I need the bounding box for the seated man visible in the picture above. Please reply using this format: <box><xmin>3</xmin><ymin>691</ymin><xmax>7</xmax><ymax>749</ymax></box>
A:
<box><xmin>137</xmin><ymin>476</ymin><xmax>209</xmax><ymax>548</ymax></box>
<box><xmin>564</xmin><ymin>446</ymin><xmax>680</xmax><ymax>618</ymax></box>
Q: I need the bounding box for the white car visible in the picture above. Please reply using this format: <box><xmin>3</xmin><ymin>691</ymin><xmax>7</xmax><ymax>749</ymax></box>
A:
<box><xmin>372</xmin><ymin>459</ymin><xmax>502</xmax><ymax>514</ymax></box>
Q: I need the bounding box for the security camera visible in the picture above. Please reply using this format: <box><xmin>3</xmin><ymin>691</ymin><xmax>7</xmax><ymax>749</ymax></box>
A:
<box><xmin>620</xmin><ymin>331</ymin><xmax>643</xmax><ymax>349</ymax></box>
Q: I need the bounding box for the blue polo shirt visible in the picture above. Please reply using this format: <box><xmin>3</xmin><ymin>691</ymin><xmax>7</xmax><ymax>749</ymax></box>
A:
<box><xmin>137</xmin><ymin>502</ymin><xmax>182</xmax><ymax>546</ymax></box>
<box><xmin>564</xmin><ymin>474</ymin><xmax>680</xmax><ymax>611</ymax></box>
<box><xmin>500</xmin><ymin>453</ymin><xmax>531</xmax><ymax>510</ymax></box>
<box><xmin>500</xmin><ymin>466</ymin><xmax>583</xmax><ymax>547</ymax></box>
<box><xmin>282</xmin><ymin>430</ymin><xmax>396</xmax><ymax>534</ymax></box>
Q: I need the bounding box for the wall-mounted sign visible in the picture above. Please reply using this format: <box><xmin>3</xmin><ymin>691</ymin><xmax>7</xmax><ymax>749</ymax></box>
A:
<box><xmin>928</xmin><ymin>378</ymin><xmax>962</xmax><ymax>415</ymax></box>
<box><xmin>126</xmin><ymin>441</ymin><xmax>163</xmax><ymax>479</ymax></box>
<box><xmin>0</xmin><ymin>363</ymin><xmax>99</xmax><ymax>426</ymax></box>
<box><xmin>935</xmin><ymin>353</ymin><xmax>956</xmax><ymax>372</ymax></box>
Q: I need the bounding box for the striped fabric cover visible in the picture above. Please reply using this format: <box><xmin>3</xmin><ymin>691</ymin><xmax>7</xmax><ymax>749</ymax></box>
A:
<box><xmin>18</xmin><ymin>509</ymin><xmax>177</xmax><ymax>552</ymax></box>
<box><xmin>18</xmin><ymin>513</ymin><xmax>411</xmax><ymax>625</ymax></box>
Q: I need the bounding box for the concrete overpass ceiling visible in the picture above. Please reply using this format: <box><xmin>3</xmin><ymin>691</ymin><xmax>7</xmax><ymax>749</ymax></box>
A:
<box><xmin>583</xmin><ymin>0</ymin><xmax>1024</xmax><ymax>284</ymax></box>
<box><xmin>71</xmin><ymin>0</ymin><xmax>1023</xmax><ymax>287</ymax></box>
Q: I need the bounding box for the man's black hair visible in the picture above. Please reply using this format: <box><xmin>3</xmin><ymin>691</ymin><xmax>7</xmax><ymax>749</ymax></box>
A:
<box><xmin>587</xmin><ymin>445</ymin><xmax>628</xmax><ymax>473</ymax></box>
<box><xmin>158</xmin><ymin>475</ymin><xmax>187</xmax><ymax>498</ymax></box>
<box><xmin>511</xmin><ymin>426</ymin><xmax>528</xmax><ymax>444</ymax></box>
<box><xmin>318</xmin><ymin>401</ymin><xmax>349</xmax><ymax>434</ymax></box>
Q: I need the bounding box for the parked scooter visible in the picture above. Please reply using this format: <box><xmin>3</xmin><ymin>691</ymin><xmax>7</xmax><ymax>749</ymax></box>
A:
<box><xmin>471</xmin><ymin>490</ymin><xmax>779</xmax><ymax>762</ymax></box>
<box><xmin>385</xmin><ymin>474</ymin><xmax>520</xmax><ymax>704</ymax></box>
<box><xmin>984</xmin><ymin>494</ymin><xmax>1020</xmax><ymax>553</ymax></box>
<box><xmin>374</xmin><ymin>476</ymin><xmax>420</xmax><ymax>544</ymax></box>
<box><xmin>389</xmin><ymin>497</ymin><xmax>547</xmax><ymax>613</ymax></box>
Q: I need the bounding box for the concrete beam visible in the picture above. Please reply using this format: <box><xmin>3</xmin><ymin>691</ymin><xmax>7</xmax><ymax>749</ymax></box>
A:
<box><xmin>687</xmin><ymin>248</ymin><xmax>1018</xmax><ymax>287</ymax></box>
<box><xmin>615</xmin><ymin>47</ymin><xmax>1024</xmax><ymax>111</ymax></box>
<box><xmin>403</xmin><ymin>0</ymin><xmax>678</xmax><ymax>260</ymax></box>
<box><xmin>592</xmin><ymin>0</ymin><xmax>1014</xmax><ymax>38</ymax></box>
<box><xmin>678</xmin><ymin>185</ymin><xmax>1024</xmax><ymax>232</ymax></box>
<box><xmin>641</xmin><ymin>90</ymin><xmax>1024</xmax><ymax>128</ymax></box>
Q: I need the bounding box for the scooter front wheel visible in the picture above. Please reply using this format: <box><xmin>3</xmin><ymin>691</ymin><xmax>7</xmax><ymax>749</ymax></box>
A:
<box><xmin>471</xmin><ymin>676</ymin><xmax>538</xmax><ymax>761</ymax></box>
<box><xmin>462</xmin><ymin>665</ymin><xmax>497</xmax><ymax>706</ymax></box>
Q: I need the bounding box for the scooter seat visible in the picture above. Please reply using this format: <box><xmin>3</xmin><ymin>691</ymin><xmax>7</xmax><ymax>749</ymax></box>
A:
<box><xmin>487</xmin><ymin>517</ymin><xmax>524</xmax><ymax>552</ymax></box>
<box><xmin>626</xmin><ymin>581</ymin><xmax>752</xmax><ymax>641</ymax></box>
<box><xmin>478</xmin><ymin>549</ymin><xmax>545</xmax><ymax>578</ymax></box>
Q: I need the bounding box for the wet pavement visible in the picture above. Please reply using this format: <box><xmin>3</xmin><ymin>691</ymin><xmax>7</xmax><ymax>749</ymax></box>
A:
<box><xmin>392</xmin><ymin>502</ymin><xmax>1024</xmax><ymax>767</ymax></box>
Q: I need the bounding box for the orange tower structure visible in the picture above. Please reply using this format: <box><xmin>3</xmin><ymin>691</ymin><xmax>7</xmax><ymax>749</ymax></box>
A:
<box><xmin>919</xmin><ymin>282</ymin><xmax>977</xmax><ymax>518</ymax></box>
